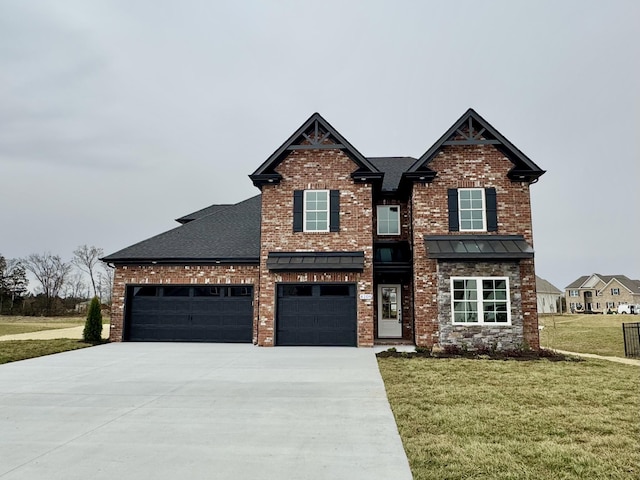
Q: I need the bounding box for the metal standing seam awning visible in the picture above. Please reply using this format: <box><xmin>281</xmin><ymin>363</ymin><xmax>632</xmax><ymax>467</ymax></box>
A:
<box><xmin>424</xmin><ymin>235</ymin><xmax>534</xmax><ymax>259</ymax></box>
<box><xmin>266</xmin><ymin>251</ymin><xmax>365</xmax><ymax>272</ymax></box>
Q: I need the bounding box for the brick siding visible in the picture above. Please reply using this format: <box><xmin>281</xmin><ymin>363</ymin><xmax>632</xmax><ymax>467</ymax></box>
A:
<box><xmin>257</xmin><ymin>149</ymin><xmax>374</xmax><ymax>346</ymax></box>
<box><xmin>109</xmin><ymin>264</ymin><xmax>259</xmax><ymax>342</ymax></box>
<box><xmin>411</xmin><ymin>144</ymin><xmax>540</xmax><ymax>349</ymax></box>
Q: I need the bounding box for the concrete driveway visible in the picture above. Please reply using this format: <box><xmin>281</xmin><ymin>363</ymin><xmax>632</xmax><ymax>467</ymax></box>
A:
<box><xmin>0</xmin><ymin>343</ymin><xmax>412</xmax><ymax>480</ymax></box>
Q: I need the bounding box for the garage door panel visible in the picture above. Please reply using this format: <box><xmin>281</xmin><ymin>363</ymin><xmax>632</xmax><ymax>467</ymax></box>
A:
<box><xmin>127</xmin><ymin>285</ymin><xmax>253</xmax><ymax>343</ymax></box>
<box><xmin>276</xmin><ymin>284</ymin><xmax>356</xmax><ymax>346</ymax></box>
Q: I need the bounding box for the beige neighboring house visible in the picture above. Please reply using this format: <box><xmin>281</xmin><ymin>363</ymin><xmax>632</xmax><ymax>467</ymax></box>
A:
<box><xmin>565</xmin><ymin>274</ymin><xmax>640</xmax><ymax>313</ymax></box>
<box><xmin>536</xmin><ymin>276</ymin><xmax>562</xmax><ymax>314</ymax></box>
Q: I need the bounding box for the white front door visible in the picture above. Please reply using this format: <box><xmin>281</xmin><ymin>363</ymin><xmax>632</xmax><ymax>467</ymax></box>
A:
<box><xmin>378</xmin><ymin>284</ymin><xmax>402</xmax><ymax>338</ymax></box>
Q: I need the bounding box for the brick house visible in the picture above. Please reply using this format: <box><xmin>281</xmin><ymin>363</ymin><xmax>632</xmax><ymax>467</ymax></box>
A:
<box><xmin>565</xmin><ymin>274</ymin><xmax>640</xmax><ymax>313</ymax></box>
<box><xmin>103</xmin><ymin>109</ymin><xmax>545</xmax><ymax>350</ymax></box>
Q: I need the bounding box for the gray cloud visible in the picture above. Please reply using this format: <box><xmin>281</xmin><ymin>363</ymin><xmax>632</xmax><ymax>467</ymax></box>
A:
<box><xmin>0</xmin><ymin>0</ymin><xmax>638</xmax><ymax>290</ymax></box>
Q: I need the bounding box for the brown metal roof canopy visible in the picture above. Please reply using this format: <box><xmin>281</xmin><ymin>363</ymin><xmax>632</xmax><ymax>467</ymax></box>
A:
<box><xmin>424</xmin><ymin>235</ymin><xmax>534</xmax><ymax>259</ymax></box>
<box><xmin>267</xmin><ymin>251</ymin><xmax>365</xmax><ymax>272</ymax></box>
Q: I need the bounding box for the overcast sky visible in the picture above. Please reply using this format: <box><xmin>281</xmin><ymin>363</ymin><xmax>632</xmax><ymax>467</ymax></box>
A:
<box><xmin>0</xmin><ymin>0</ymin><xmax>638</xmax><ymax>290</ymax></box>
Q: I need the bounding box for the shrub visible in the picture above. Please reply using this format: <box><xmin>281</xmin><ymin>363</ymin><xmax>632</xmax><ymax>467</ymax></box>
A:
<box><xmin>83</xmin><ymin>296</ymin><xmax>103</xmax><ymax>342</ymax></box>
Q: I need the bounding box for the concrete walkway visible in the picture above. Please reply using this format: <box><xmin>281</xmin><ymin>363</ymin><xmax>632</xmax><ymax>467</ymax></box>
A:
<box><xmin>554</xmin><ymin>349</ymin><xmax>640</xmax><ymax>366</ymax></box>
<box><xmin>0</xmin><ymin>343</ymin><xmax>412</xmax><ymax>480</ymax></box>
<box><xmin>0</xmin><ymin>324</ymin><xmax>110</xmax><ymax>341</ymax></box>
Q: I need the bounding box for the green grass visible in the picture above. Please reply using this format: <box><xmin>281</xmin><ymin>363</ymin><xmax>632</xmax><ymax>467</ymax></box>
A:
<box><xmin>0</xmin><ymin>339</ymin><xmax>95</xmax><ymax>364</ymax></box>
<box><xmin>379</xmin><ymin>357</ymin><xmax>640</xmax><ymax>480</ymax></box>
<box><xmin>540</xmin><ymin>314</ymin><xmax>631</xmax><ymax>357</ymax></box>
<box><xmin>0</xmin><ymin>315</ymin><xmax>110</xmax><ymax>337</ymax></box>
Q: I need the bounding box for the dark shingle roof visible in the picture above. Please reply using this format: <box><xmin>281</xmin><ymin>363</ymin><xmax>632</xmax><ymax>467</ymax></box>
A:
<box><xmin>368</xmin><ymin>157</ymin><xmax>417</xmax><ymax>191</ymax></box>
<box><xmin>102</xmin><ymin>195</ymin><xmax>261</xmax><ymax>263</ymax></box>
<box><xmin>175</xmin><ymin>204</ymin><xmax>232</xmax><ymax>224</ymax></box>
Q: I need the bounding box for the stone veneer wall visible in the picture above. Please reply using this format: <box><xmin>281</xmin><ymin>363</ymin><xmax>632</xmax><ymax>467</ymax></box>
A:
<box><xmin>436</xmin><ymin>261</ymin><xmax>525</xmax><ymax>350</ymax></box>
<box><xmin>257</xmin><ymin>149</ymin><xmax>374</xmax><ymax>346</ymax></box>
<box><xmin>109</xmin><ymin>264</ymin><xmax>259</xmax><ymax>342</ymax></box>
<box><xmin>411</xmin><ymin>144</ymin><xmax>540</xmax><ymax>349</ymax></box>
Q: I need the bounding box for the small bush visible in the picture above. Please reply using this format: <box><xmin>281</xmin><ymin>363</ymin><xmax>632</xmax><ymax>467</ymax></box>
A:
<box><xmin>83</xmin><ymin>297</ymin><xmax>103</xmax><ymax>342</ymax></box>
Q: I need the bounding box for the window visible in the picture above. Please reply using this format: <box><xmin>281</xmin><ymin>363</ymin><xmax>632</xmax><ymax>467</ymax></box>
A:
<box><xmin>293</xmin><ymin>190</ymin><xmax>339</xmax><ymax>232</ymax></box>
<box><xmin>451</xmin><ymin>277</ymin><xmax>510</xmax><ymax>325</ymax></box>
<box><xmin>569</xmin><ymin>290</ymin><xmax>579</xmax><ymax>297</ymax></box>
<box><xmin>162</xmin><ymin>286</ymin><xmax>190</xmax><ymax>297</ymax></box>
<box><xmin>611</xmin><ymin>288</ymin><xmax>620</xmax><ymax>295</ymax></box>
<box><xmin>448</xmin><ymin>187</ymin><xmax>497</xmax><ymax>232</ymax></box>
<box><xmin>569</xmin><ymin>302</ymin><xmax>576</xmax><ymax>310</ymax></box>
<box><xmin>606</xmin><ymin>302</ymin><xmax>615</xmax><ymax>308</ymax></box>
<box><xmin>303</xmin><ymin>190</ymin><xmax>329</xmax><ymax>232</ymax></box>
<box><xmin>458</xmin><ymin>189</ymin><xmax>486</xmax><ymax>231</ymax></box>
<box><xmin>377</xmin><ymin>205</ymin><xmax>400</xmax><ymax>235</ymax></box>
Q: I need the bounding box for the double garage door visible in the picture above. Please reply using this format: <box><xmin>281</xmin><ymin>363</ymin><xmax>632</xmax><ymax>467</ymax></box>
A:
<box><xmin>126</xmin><ymin>285</ymin><xmax>253</xmax><ymax>342</ymax></box>
<box><xmin>126</xmin><ymin>283</ymin><xmax>357</xmax><ymax>346</ymax></box>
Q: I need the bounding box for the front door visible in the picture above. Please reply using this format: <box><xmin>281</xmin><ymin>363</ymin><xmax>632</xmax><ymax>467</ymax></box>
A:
<box><xmin>378</xmin><ymin>284</ymin><xmax>402</xmax><ymax>338</ymax></box>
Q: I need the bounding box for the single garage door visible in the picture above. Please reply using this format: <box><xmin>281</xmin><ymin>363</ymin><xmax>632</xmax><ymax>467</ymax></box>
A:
<box><xmin>276</xmin><ymin>283</ymin><xmax>357</xmax><ymax>346</ymax></box>
<box><xmin>126</xmin><ymin>285</ymin><xmax>253</xmax><ymax>342</ymax></box>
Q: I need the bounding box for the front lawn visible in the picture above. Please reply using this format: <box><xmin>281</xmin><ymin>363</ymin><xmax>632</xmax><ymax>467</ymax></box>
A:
<box><xmin>379</xmin><ymin>357</ymin><xmax>640</xmax><ymax>480</ymax></box>
<box><xmin>0</xmin><ymin>315</ymin><xmax>110</xmax><ymax>337</ymax></box>
<box><xmin>0</xmin><ymin>339</ymin><xmax>95</xmax><ymax>364</ymax></box>
<box><xmin>540</xmin><ymin>314</ymin><xmax>630</xmax><ymax>357</ymax></box>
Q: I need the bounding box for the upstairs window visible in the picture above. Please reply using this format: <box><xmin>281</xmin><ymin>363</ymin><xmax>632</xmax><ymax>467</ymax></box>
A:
<box><xmin>304</xmin><ymin>190</ymin><xmax>329</xmax><ymax>232</ymax></box>
<box><xmin>377</xmin><ymin>205</ymin><xmax>400</xmax><ymax>235</ymax></box>
<box><xmin>447</xmin><ymin>187</ymin><xmax>497</xmax><ymax>232</ymax></box>
<box><xmin>569</xmin><ymin>290</ymin><xmax>579</xmax><ymax>297</ymax></box>
<box><xmin>611</xmin><ymin>288</ymin><xmax>620</xmax><ymax>295</ymax></box>
<box><xmin>458</xmin><ymin>189</ymin><xmax>486</xmax><ymax>231</ymax></box>
<box><xmin>293</xmin><ymin>190</ymin><xmax>340</xmax><ymax>233</ymax></box>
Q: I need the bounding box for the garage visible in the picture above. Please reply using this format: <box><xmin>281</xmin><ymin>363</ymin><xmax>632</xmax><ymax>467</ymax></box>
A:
<box><xmin>125</xmin><ymin>285</ymin><xmax>253</xmax><ymax>342</ymax></box>
<box><xmin>276</xmin><ymin>283</ymin><xmax>357</xmax><ymax>346</ymax></box>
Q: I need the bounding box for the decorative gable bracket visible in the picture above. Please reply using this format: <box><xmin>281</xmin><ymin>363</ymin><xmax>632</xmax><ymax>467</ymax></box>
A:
<box><xmin>249</xmin><ymin>113</ymin><xmax>381</xmax><ymax>189</ymax></box>
<box><xmin>406</xmin><ymin>108</ymin><xmax>545</xmax><ymax>184</ymax></box>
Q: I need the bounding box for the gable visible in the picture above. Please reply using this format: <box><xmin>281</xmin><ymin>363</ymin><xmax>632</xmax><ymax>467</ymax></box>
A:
<box><xmin>249</xmin><ymin>113</ymin><xmax>382</xmax><ymax>188</ymax></box>
<box><xmin>405</xmin><ymin>109</ymin><xmax>545</xmax><ymax>183</ymax></box>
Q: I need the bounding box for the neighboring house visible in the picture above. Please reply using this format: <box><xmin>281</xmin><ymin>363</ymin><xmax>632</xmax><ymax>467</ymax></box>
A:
<box><xmin>565</xmin><ymin>274</ymin><xmax>640</xmax><ymax>313</ymax></box>
<box><xmin>103</xmin><ymin>109</ymin><xmax>545</xmax><ymax>350</ymax></box>
<box><xmin>536</xmin><ymin>276</ymin><xmax>562</xmax><ymax>314</ymax></box>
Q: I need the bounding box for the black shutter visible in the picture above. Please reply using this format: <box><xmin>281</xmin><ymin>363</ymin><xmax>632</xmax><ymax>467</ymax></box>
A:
<box><xmin>330</xmin><ymin>190</ymin><xmax>340</xmax><ymax>232</ymax></box>
<box><xmin>293</xmin><ymin>190</ymin><xmax>303</xmax><ymax>232</ymax></box>
<box><xmin>485</xmin><ymin>187</ymin><xmax>497</xmax><ymax>232</ymax></box>
<box><xmin>447</xmin><ymin>189</ymin><xmax>459</xmax><ymax>232</ymax></box>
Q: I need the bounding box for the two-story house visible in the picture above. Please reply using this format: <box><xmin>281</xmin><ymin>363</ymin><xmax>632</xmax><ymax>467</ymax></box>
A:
<box><xmin>103</xmin><ymin>109</ymin><xmax>545</xmax><ymax>350</ymax></box>
<box><xmin>565</xmin><ymin>274</ymin><xmax>640</xmax><ymax>313</ymax></box>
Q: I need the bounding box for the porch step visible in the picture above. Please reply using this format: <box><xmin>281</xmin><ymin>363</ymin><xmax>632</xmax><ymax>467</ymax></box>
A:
<box><xmin>373</xmin><ymin>339</ymin><xmax>416</xmax><ymax>353</ymax></box>
<box><xmin>375</xmin><ymin>339</ymin><xmax>415</xmax><ymax>346</ymax></box>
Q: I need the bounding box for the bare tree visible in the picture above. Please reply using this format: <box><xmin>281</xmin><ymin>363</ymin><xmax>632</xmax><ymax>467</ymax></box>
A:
<box><xmin>97</xmin><ymin>265</ymin><xmax>115</xmax><ymax>306</ymax></box>
<box><xmin>23</xmin><ymin>252</ymin><xmax>72</xmax><ymax>315</ymax></box>
<box><xmin>65</xmin><ymin>271</ymin><xmax>88</xmax><ymax>300</ymax></box>
<box><xmin>72</xmin><ymin>245</ymin><xmax>104</xmax><ymax>298</ymax></box>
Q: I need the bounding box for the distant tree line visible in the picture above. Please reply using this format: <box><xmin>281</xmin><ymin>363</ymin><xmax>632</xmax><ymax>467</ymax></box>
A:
<box><xmin>0</xmin><ymin>245</ymin><xmax>113</xmax><ymax>316</ymax></box>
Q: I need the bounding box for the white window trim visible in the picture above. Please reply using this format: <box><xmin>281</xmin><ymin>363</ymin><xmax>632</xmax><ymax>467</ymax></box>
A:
<box><xmin>611</xmin><ymin>288</ymin><xmax>620</xmax><ymax>295</ymax></box>
<box><xmin>458</xmin><ymin>188</ymin><xmax>487</xmax><ymax>232</ymax></box>
<box><xmin>450</xmin><ymin>276</ymin><xmax>511</xmax><ymax>325</ymax></box>
<box><xmin>569</xmin><ymin>290</ymin><xmax>579</xmax><ymax>297</ymax></box>
<box><xmin>376</xmin><ymin>205</ymin><xmax>401</xmax><ymax>236</ymax></box>
<box><xmin>303</xmin><ymin>190</ymin><xmax>330</xmax><ymax>233</ymax></box>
